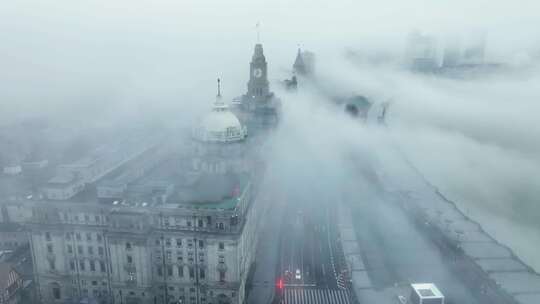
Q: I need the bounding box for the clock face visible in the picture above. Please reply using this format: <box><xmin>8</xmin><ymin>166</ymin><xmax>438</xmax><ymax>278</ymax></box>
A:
<box><xmin>253</xmin><ymin>68</ymin><xmax>263</xmax><ymax>78</ymax></box>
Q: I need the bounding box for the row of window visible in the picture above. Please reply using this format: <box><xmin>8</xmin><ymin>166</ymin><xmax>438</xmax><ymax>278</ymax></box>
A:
<box><xmin>68</xmin><ymin>259</ymin><xmax>107</xmax><ymax>272</ymax></box>
<box><xmin>50</xmin><ymin>283</ymin><xmax>232</xmax><ymax>302</ymax></box>
<box><xmin>47</xmin><ymin>239</ymin><xmax>223</xmax><ymax>258</ymax></box>
<box><xmin>60</xmin><ymin>212</ymin><xmax>108</xmax><ymax>224</ymax></box>
<box><xmin>160</xmin><ymin>216</ymin><xmax>232</xmax><ymax>230</ymax></box>
<box><xmin>44</xmin><ymin>231</ymin><xmax>104</xmax><ymax>243</ymax></box>
<box><xmin>154</xmin><ymin>239</ymin><xmax>226</xmax><ymax>250</ymax></box>
<box><xmin>155</xmin><ymin>265</ymin><xmax>226</xmax><ymax>281</ymax></box>
<box><xmin>48</xmin><ymin>259</ymin><xmax>107</xmax><ymax>273</ymax></box>
<box><xmin>65</xmin><ymin>244</ymin><xmax>105</xmax><ymax>256</ymax></box>
<box><xmin>154</xmin><ymin>250</ymin><xmax>213</xmax><ymax>264</ymax></box>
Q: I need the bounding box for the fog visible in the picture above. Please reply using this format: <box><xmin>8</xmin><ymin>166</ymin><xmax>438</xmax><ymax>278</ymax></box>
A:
<box><xmin>2</xmin><ymin>0</ymin><xmax>540</xmax><ymax>274</ymax></box>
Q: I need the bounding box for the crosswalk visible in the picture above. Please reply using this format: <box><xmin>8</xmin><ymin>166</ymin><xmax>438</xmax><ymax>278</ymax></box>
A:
<box><xmin>336</xmin><ymin>272</ymin><xmax>347</xmax><ymax>289</ymax></box>
<box><xmin>282</xmin><ymin>288</ymin><xmax>352</xmax><ymax>304</ymax></box>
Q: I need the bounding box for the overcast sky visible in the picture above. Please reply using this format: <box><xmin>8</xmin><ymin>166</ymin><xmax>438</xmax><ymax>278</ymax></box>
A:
<box><xmin>1</xmin><ymin>0</ymin><xmax>540</xmax><ymax>123</ymax></box>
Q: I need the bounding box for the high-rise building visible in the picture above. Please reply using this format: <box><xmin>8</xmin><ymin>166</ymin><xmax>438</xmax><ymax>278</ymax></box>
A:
<box><xmin>406</xmin><ymin>31</ymin><xmax>438</xmax><ymax>72</ymax></box>
<box><xmin>293</xmin><ymin>48</ymin><xmax>315</xmax><ymax>76</ymax></box>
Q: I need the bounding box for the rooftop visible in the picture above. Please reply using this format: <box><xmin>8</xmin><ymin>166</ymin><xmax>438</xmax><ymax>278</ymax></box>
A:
<box><xmin>175</xmin><ymin>173</ymin><xmax>250</xmax><ymax>210</ymax></box>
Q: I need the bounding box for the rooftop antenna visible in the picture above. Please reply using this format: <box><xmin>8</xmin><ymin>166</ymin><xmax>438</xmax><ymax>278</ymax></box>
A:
<box><xmin>217</xmin><ymin>78</ymin><xmax>221</xmax><ymax>98</ymax></box>
<box><xmin>256</xmin><ymin>22</ymin><xmax>261</xmax><ymax>43</ymax></box>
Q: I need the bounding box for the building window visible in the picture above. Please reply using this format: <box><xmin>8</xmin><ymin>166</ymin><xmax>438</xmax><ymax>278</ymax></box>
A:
<box><xmin>78</xmin><ymin>246</ymin><xmax>83</xmax><ymax>255</ymax></box>
<box><xmin>79</xmin><ymin>260</ymin><xmax>85</xmax><ymax>271</ymax></box>
<box><xmin>98</xmin><ymin>246</ymin><xmax>104</xmax><ymax>255</ymax></box>
<box><xmin>200</xmin><ymin>268</ymin><xmax>205</xmax><ymax>279</ymax></box>
<box><xmin>198</xmin><ymin>219</ymin><xmax>203</xmax><ymax>227</ymax></box>
<box><xmin>127</xmin><ymin>255</ymin><xmax>133</xmax><ymax>264</ymax></box>
<box><xmin>218</xmin><ymin>242</ymin><xmax>225</xmax><ymax>250</ymax></box>
<box><xmin>155</xmin><ymin>239</ymin><xmax>160</xmax><ymax>246</ymax></box>
<box><xmin>218</xmin><ymin>222</ymin><xmax>224</xmax><ymax>230</ymax></box>
<box><xmin>47</xmin><ymin>244</ymin><xmax>54</xmax><ymax>253</ymax></box>
<box><xmin>176</xmin><ymin>239</ymin><xmax>182</xmax><ymax>247</ymax></box>
<box><xmin>167</xmin><ymin>266</ymin><xmax>173</xmax><ymax>277</ymax></box>
<box><xmin>165</xmin><ymin>239</ymin><xmax>171</xmax><ymax>247</ymax></box>
<box><xmin>45</xmin><ymin>232</ymin><xmax>51</xmax><ymax>241</ymax></box>
<box><xmin>76</xmin><ymin>233</ymin><xmax>81</xmax><ymax>241</ymax></box>
<box><xmin>49</xmin><ymin>260</ymin><xmax>56</xmax><ymax>270</ymax></box>
<box><xmin>100</xmin><ymin>261</ymin><xmax>106</xmax><ymax>272</ymax></box>
<box><xmin>70</xmin><ymin>260</ymin><xmax>75</xmax><ymax>270</ymax></box>
<box><xmin>178</xmin><ymin>265</ymin><xmax>184</xmax><ymax>277</ymax></box>
<box><xmin>52</xmin><ymin>286</ymin><xmax>61</xmax><ymax>299</ymax></box>
<box><xmin>94</xmin><ymin>215</ymin><xmax>100</xmax><ymax>223</ymax></box>
<box><xmin>126</xmin><ymin>242</ymin><xmax>132</xmax><ymax>250</ymax></box>
<box><xmin>90</xmin><ymin>260</ymin><xmax>96</xmax><ymax>271</ymax></box>
<box><xmin>88</xmin><ymin>246</ymin><xmax>94</xmax><ymax>255</ymax></box>
<box><xmin>67</xmin><ymin>245</ymin><xmax>73</xmax><ymax>254</ymax></box>
<box><xmin>187</xmin><ymin>221</ymin><xmax>192</xmax><ymax>227</ymax></box>
<box><xmin>86</xmin><ymin>233</ymin><xmax>91</xmax><ymax>241</ymax></box>
<box><xmin>157</xmin><ymin>266</ymin><xmax>163</xmax><ymax>276</ymax></box>
<box><xmin>97</xmin><ymin>234</ymin><xmax>102</xmax><ymax>242</ymax></box>
<box><xmin>198</xmin><ymin>240</ymin><xmax>204</xmax><ymax>249</ymax></box>
<box><xmin>84</xmin><ymin>214</ymin><xmax>89</xmax><ymax>222</ymax></box>
<box><xmin>189</xmin><ymin>267</ymin><xmax>194</xmax><ymax>279</ymax></box>
<box><xmin>219</xmin><ymin>270</ymin><xmax>225</xmax><ymax>282</ymax></box>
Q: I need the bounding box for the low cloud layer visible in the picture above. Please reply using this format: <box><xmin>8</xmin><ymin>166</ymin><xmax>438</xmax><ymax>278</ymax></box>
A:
<box><xmin>1</xmin><ymin>0</ymin><xmax>539</xmax><ymax>269</ymax></box>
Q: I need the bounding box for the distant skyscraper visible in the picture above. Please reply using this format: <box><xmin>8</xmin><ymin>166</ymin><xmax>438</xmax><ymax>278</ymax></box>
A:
<box><xmin>442</xmin><ymin>36</ymin><xmax>461</xmax><ymax>67</ymax></box>
<box><xmin>293</xmin><ymin>48</ymin><xmax>315</xmax><ymax>76</ymax></box>
<box><xmin>406</xmin><ymin>31</ymin><xmax>438</xmax><ymax>72</ymax></box>
<box><xmin>462</xmin><ymin>32</ymin><xmax>486</xmax><ymax>65</ymax></box>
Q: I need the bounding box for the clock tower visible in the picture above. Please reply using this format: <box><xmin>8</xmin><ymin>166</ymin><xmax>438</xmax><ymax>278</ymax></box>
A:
<box><xmin>232</xmin><ymin>42</ymin><xmax>281</xmax><ymax>132</ymax></box>
<box><xmin>247</xmin><ymin>43</ymin><xmax>269</xmax><ymax>102</ymax></box>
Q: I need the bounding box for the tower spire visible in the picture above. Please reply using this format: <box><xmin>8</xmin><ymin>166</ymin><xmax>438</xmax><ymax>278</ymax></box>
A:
<box><xmin>256</xmin><ymin>22</ymin><xmax>261</xmax><ymax>43</ymax></box>
<box><xmin>213</xmin><ymin>78</ymin><xmax>226</xmax><ymax>109</ymax></box>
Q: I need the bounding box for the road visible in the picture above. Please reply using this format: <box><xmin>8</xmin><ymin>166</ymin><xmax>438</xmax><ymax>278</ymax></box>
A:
<box><xmin>276</xmin><ymin>197</ymin><xmax>353</xmax><ymax>304</ymax></box>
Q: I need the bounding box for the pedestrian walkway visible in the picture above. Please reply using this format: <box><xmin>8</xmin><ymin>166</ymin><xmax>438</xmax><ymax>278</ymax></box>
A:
<box><xmin>282</xmin><ymin>288</ymin><xmax>351</xmax><ymax>304</ymax></box>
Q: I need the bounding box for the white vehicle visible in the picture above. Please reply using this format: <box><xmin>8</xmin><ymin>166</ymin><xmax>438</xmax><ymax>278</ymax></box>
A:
<box><xmin>295</xmin><ymin>269</ymin><xmax>301</xmax><ymax>280</ymax></box>
<box><xmin>410</xmin><ymin>283</ymin><xmax>444</xmax><ymax>304</ymax></box>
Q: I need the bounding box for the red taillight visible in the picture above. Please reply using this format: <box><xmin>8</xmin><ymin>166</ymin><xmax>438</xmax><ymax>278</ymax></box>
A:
<box><xmin>277</xmin><ymin>278</ymin><xmax>284</xmax><ymax>290</ymax></box>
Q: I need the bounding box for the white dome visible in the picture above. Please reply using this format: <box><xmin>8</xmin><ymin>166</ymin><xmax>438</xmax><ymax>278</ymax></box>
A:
<box><xmin>193</xmin><ymin>101</ymin><xmax>247</xmax><ymax>143</ymax></box>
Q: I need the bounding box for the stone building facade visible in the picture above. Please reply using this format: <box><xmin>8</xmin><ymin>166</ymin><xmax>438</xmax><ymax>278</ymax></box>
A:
<box><xmin>25</xmin><ymin>171</ymin><xmax>262</xmax><ymax>304</ymax></box>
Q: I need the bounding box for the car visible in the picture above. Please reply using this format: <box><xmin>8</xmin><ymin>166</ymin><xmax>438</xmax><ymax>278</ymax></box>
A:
<box><xmin>295</xmin><ymin>269</ymin><xmax>301</xmax><ymax>280</ymax></box>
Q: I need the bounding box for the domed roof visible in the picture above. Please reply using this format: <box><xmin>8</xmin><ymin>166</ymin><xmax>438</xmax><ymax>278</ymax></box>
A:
<box><xmin>193</xmin><ymin>96</ymin><xmax>247</xmax><ymax>143</ymax></box>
